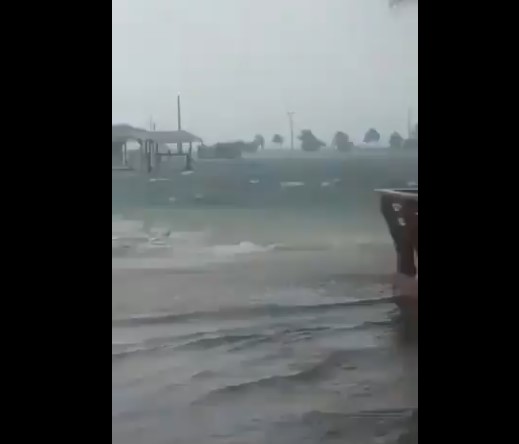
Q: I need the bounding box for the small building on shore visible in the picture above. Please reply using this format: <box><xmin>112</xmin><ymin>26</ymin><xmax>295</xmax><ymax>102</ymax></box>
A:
<box><xmin>112</xmin><ymin>125</ymin><xmax>148</xmax><ymax>167</ymax></box>
<box><xmin>112</xmin><ymin>124</ymin><xmax>203</xmax><ymax>171</ymax></box>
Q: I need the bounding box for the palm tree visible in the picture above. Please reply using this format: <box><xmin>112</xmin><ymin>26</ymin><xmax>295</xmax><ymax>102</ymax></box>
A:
<box><xmin>363</xmin><ymin>128</ymin><xmax>381</xmax><ymax>143</ymax></box>
<box><xmin>254</xmin><ymin>134</ymin><xmax>265</xmax><ymax>150</ymax></box>
<box><xmin>389</xmin><ymin>132</ymin><xmax>404</xmax><ymax>149</ymax></box>
<box><xmin>332</xmin><ymin>131</ymin><xmax>352</xmax><ymax>152</ymax></box>
<box><xmin>272</xmin><ymin>134</ymin><xmax>284</xmax><ymax>147</ymax></box>
<box><xmin>299</xmin><ymin>130</ymin><xmax>325</xmax><ymax>152</ymax></box>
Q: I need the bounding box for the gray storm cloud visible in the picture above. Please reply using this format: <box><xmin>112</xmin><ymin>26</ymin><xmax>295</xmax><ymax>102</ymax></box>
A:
<box><xmin>112</xmin><ymin>0</ymin><xmax>417</xmax><ymax>143</ymax></box>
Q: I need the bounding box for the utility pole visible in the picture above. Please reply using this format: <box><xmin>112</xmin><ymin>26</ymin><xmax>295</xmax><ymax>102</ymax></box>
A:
<box><xmin>287</xmin><ymin>112</ymin><xmax>295</xmax><ymax>150</ymax></box>
<box><xmin>407</xmin><ymin>107</ymin><xmax>413</xmax><ymax>138</ymax></box>
<box><xmin>150</xmin><ymin>115</ymin><xmax>157</xmax><ymax>131</ymax></box>
<box><xmin>177</xmin><ymin>93</ymin><xmax>183</xmax><ymax>154</ymax></box>
<box><xmin>177</xmin><ymin>93</ymin><xmax>182</xmax><ymax>131</ymax></box>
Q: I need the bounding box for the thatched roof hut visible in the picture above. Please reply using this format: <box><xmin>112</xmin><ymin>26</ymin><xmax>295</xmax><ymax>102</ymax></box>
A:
<box><xmin>111</xmin><ymin>125</ymin><xmax>202</xmax><ymax>145</ymax></box>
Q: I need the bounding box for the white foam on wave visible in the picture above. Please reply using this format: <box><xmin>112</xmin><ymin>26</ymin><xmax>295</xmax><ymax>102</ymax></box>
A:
<box><xmin>113</xmin><ymin>217</ymin><xmax>197</xmax><ymax>247</ymax></box>
<box><xmin>112</xmin><ymin>240</ymin><xmax>276</xmax><ymax>270</ymax></box>
<box><xmin>280</xmin><ymin>181</ymin><xmax>305</xmax><ymax>189</ymax></box>
<box><xmin>112</xmin><ymin>218</ymin><xmax>276</xmax><ymax>270</ymax></box>
<box><xmin>209</xmin><ymin>241</ymin><xmax>277</xmax><ymax>257</ymax></box>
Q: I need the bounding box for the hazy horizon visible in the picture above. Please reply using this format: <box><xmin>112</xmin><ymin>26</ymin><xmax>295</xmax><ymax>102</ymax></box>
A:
<box><xmin>112</xmin><ymin>0</ymin><xmax>418</xmax><ymax>144</ymax></box>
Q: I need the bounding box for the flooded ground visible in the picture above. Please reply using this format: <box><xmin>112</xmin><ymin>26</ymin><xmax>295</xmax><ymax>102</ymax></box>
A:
<box><xmin>112</xmin><ymin>150</ymin><xmax>418</xmax><ymax>444</ymax></box>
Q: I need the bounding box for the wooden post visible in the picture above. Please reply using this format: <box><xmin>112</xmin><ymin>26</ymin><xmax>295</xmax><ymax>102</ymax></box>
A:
<box><xmin>139</xmin><ymin>139</ymin><xmax>144</xmax><ymax>172</ymax></box>
<box><xmin>185</xmin><ymin>142</ymin><xmax>193</xmax><ymax>171</ymax></box>
<box><xmin>177</xmin><ymin>94</ymin><xmax>183</xmax><ymax>154</ymax></box>
<box><xmin>149</xmin><ymin>141</ymin><xmax>153</xmax><ymax>173</ymax></box>
<box><xmin>154</xmin><ymin>141</ymin><xmax>160</xmax><ymax>172</ymax></box>
<box><xmin>146</xmin><ymin>140</ymin><xmax>152</xmax><ymax>173</ymax></box>
<box><xmin>123</xmin><ymin>142</ymin><xmax>128</xmax><ymax>166</ymax></box>
<box><xmin>150</xmin><ymin>140</ymin><xmax>154</xmax><ymax>171</ymax></box>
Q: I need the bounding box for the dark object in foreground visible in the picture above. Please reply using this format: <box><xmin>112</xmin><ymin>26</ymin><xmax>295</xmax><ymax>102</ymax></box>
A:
<box><xmin>377</xmin><ymin>188</ymin><xmax>418</xmax><ymax>321</ymax></box>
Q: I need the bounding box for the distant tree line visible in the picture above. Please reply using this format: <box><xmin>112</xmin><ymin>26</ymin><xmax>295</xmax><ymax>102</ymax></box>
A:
<box><xmin>293</xmin><ymin>125</ymin><xmax>417</xmax><ymax>151</ymax></box>
<box><xmin>255</xmin><ymin>124</ymin><xmax>418</xmax><ymax>152</ymax></box>
<box><xmin>200</xmin><ymin>123</ymin><xmax>418</xmax><ymax>159</ymax></box>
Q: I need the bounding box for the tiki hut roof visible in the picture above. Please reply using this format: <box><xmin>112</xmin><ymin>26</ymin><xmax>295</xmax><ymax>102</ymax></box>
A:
<box><xmin>112</xmin><ymin>125</ymin><xmax>202</xmax><ymax>144</ymax></box>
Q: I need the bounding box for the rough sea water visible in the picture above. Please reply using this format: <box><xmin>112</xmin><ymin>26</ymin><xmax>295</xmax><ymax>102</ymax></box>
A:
<box><xmin>112</xmin><ymin>150</ymin><xmax>418</xmax><ymax>444</ymax></box>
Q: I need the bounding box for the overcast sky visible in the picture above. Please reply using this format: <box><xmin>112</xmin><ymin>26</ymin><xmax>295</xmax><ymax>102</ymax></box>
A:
<box><xmin>112</xmin><ymin>0</ymin><xmax>417</xmax><ymax>144</ymax></box>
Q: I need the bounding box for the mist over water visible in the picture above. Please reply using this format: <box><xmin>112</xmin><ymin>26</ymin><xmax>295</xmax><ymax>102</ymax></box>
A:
<box><xmin>112</xmin><ymin>151</ymin><xmax>417</xmax><ymax>443</ymax></box>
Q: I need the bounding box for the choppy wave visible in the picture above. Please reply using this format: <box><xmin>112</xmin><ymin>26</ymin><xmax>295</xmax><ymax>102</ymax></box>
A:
<box><xmin>112</xmin><ymin>218</ymin><xmax>278</xmax><ymax>268</ymax></box>
<box><xmin>274</xmin><ymin>408</ymin><xmax>418</xmax><ymax>444</ymax></box>
<box><xmin>195</xmin><ymin>346</ymin><xmax>389</xmax><ymax>405</ymax></box>
<box><xmin>112</xmin><ymin>319</ymin><xmax>392</xmax><ymax>363</ymax></box>
<box><xmin>112</xmin><ymin>153</ymin><xmax>418</xmax><ymax>444</ymax></box>
<box><xmin>112</xmin><ymin>297</ymin><xmax>393</xmax><ymax>328</ymax></box>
